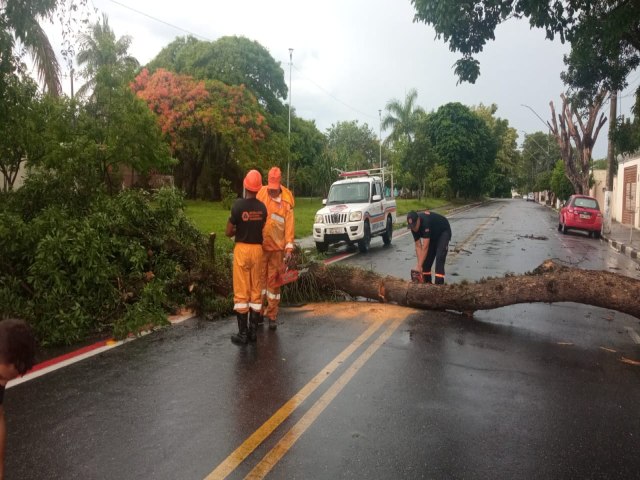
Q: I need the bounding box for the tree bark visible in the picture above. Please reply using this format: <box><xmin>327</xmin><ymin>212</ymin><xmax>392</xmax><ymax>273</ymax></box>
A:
<box><xmin>548</xmin><ymin>92</ymin><xmax>607</xmax><ymax>195</ymax></box>
<box><xmin>309</xmin><ymin>260</ymin><xmax>640</xmax><ymax>320</ymax></box>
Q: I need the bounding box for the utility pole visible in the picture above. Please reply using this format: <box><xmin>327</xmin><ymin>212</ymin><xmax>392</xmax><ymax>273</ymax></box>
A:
<box><xmin>603</xmin><ymin>91</ymin><xmax>617</xmax><ymax>234</ymax></box>
<box><xmin>70</xmin><ymin>68</ymin><xmax>74</xmax><ymax>99</ymax></box>
<box><xmin>378</xmin><ymin>109</ymin><xmax>382</xmax><ymax>169</ymax></box>
<box><xmin>287</xmin><ymin>48</ymin><xmax>293</xmax><ymax>188</ymax></box>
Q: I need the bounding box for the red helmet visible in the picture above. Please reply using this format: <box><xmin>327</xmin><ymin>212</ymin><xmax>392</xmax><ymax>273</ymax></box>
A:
<box><xmin>243</xmin><ymin>169</ymin><xmax>263</xmax><ymax>192</ymax></box>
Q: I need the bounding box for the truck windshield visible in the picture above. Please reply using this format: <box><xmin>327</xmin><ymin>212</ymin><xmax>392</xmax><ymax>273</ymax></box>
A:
<box><xmin>327</xmin><ymin>182</ymin><xmax>370</xmax><ymax>204</ymax></box>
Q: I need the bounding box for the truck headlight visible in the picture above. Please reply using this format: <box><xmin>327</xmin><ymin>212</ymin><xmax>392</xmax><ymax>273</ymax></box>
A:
<box><xmin>349</xmin><ymin>211</ymin><xmax>362</xmax><ymax>221</ymax></box>
<box><xmin>315</xmin><ymin>214</ymin><xmax>324</xmax><ymax>224</ymax></box>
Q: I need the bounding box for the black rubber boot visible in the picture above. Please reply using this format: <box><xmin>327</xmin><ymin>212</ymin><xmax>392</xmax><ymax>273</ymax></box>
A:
<box><xmin>268</xmin><ymin>318</ymin><xmax>277</xmax><ymax>331</ymax></box>
<box><xmin>248</xmin><ymin>311</ymin><xmax>259</xmax><ymax>343</ymax></box>
<box><xmin>231</xmin><ymin>312</ymin><xmax>248</xmax><ymax>345</ymax></box>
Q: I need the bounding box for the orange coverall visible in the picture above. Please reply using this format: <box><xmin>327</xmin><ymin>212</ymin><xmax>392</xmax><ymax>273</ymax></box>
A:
<box><xmin>256</xmin><ymin>185</ymin><xmax>295</xmax><ymax>321</ymax></box>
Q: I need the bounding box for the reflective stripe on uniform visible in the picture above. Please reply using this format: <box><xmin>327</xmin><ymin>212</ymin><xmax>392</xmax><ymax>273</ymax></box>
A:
<box><xmin>267</xmin><ymin>291</ymin><xmax>281</xmax><ymax>300</ymax></box>
<box><xmin>234</xmin><ymin>303</ymin><xmax>249</xmax><ymax>310</ymax></box>
<box><xmin>249</xmin><ymin>303</ymin><xmax>263</xmax><ymax>312</ymax></box>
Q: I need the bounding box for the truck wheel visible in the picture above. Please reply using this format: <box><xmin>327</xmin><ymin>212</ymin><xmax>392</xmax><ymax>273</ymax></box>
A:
<box><xmin>382</xmin><ymin>216</ymin><xmax>393</xmax><ymax>246</ymax></box>
<box><xmin>316</xmin><ymin>241</ymin><xmax>328</xmax><ymax>253</ymax></box>
<box><xmin>358</xmin><ymin>221</ymin><xmax>371</xmax><ymax>253</ymax></box>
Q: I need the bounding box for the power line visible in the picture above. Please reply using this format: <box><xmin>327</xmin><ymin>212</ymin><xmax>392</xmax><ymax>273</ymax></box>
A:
<box><xmin>292</xmin><ymin>64</ymin><xmax>377</xmax><ymax>121</ymax></box>
<box><xmin>106</xmin><ymin>0</ymin><xmax>212</xmax><ymax>40</ymax></box>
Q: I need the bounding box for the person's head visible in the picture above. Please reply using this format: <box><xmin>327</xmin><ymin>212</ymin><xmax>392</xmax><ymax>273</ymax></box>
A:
<box><xmin>267</xmin><ymin>167</ymin><xmax>282</xmax><ymax>198</ymax></box>
<box><xmin>243</xmin><ymin>169</ymin><xmax>263</xmax><ymax>198</ymax></box>
<box><xmin>406</xmin><ymin>211</ymin><xmax>420</xmax><ymax>232</ymax></box>
<box><xmin>0</xmin><ymin>319</ymin><xmax>36</xmax><ymax>385</ymax></box>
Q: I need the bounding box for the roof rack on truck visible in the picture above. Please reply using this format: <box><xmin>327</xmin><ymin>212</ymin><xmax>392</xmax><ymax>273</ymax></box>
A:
<box><xmin>335</xmin><ymin>167</ymin><xmax>395</xmax><ymax>197</ymax></box>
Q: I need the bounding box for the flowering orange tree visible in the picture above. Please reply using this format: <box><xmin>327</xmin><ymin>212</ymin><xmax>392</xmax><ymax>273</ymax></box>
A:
<box><xmin>132</xmin><ymin>68</ymin><xmax>270</xmax><ymax>198</ymax></box>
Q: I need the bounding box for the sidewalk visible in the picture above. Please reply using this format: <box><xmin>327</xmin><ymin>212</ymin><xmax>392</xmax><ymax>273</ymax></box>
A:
<box><xmin>602</xmin><ymin>220</ymin><xmax>640</xmax><ymax>263</ymax></box>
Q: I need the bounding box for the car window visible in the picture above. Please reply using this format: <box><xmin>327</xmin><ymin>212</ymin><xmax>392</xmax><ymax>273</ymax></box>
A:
<box><xmin>573</xmin><ymin>197</ymin><xmax>599</xmax><ymax>209</ymax></box>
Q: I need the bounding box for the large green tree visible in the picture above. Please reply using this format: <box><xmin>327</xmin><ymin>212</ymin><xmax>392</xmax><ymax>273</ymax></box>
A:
<box><xmin>403</xmin><ymin>116</ymin><xmax>440</xmax><ymax>197</ymax></box>
<box><xmin>147</xmin><ymin>35</ymin><xmax>287</xmax><ymax>116</ymax></box>
<box><xmin>519</xmin><ymin>131</ymin><xmax>561</xmax><ymax>193</ymax></box>
<box><xmin>472</xmin><ymin>104</ymin><xmax>520</xmax><ymax>197</ymax></box>
<box><xmin>289</xmin><ymin>116</ymin><xmax>328</xmax><ymax>196</ymax></box>
<box><xmin>133</xmin><ymin>68</ymin><xmax>269</xmax><ymax>199</ymax></box>
<box><xmin>325</xmin><ymin>120</ymin><xmax>379</xmax><ymax>174</ymax></box>
<box><xmin>427</xmin><ymin>103</ymin><xmax>497</xmax><ymax>198</ymax></box>
<box><xmin>411</xmin><ymin>0</ymin><xmax>640</xmax><ymax>92</ymax></box>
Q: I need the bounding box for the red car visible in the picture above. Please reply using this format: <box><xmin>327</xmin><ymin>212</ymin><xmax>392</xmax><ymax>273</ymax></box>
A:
<box><xmin>558</xmin><ymin>194</ymin><xmax>603</xmax><ymax>238</ymax></box>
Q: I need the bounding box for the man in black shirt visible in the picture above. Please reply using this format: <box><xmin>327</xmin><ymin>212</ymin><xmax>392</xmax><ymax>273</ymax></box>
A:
<box><xmin>0</xmin><ymin>319</ymin><xmax>36</xmax><ymax>479</ymax></box>
<box><xmin>226</xmin><ymin>170</ymin><xmax>268</xmax><ymax>345</ymax></box>
<box><xmin>407</xmin><ymin>210</ymin><xmax>452</xmax><ymax>284</ymax></box>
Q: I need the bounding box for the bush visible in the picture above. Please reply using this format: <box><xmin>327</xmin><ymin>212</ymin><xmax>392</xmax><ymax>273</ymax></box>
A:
<box><xmin>0</xmin><ymin>185</ymin><xmax>208</xmax><ymax>346</ymax></box>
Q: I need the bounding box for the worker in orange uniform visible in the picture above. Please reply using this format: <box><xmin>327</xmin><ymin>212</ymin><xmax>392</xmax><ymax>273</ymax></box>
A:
<box><xmin>257</xmin><ymin>167</ymin><xmax>295</xmax><ymax>330</ymax></box>
<box><xmin>225</xmin><ymin>169</ymin><xmax>267</xmax><ymax>345</ymax></box>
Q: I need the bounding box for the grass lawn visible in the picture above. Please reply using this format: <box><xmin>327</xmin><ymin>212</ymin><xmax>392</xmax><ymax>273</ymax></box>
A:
<box><xmin>184</xmin><ymin>196</ymin><xmax>470</xmax><ymax>241</ymax></box>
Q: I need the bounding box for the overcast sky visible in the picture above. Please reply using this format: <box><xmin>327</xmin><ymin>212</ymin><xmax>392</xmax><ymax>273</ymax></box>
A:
<box><xmin>47</xmin><ymin>0</ymin><xmax>640</xmax><ymax>159</ymax></box>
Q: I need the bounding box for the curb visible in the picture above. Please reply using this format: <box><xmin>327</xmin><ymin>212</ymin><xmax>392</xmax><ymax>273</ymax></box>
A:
<box><xmin>541</xmin><ymin>200</ymin><xmax>639</xmax><ymax>264</ymax></box>
<box><xmin>7</xmin><ymin>310</ymin><xmax>196</xmax><ymax>389</ymax></box>
<box><xmin>602</xmin><ymin>235</ymin><xmax>640</xmax><ymax>262</ymax></box>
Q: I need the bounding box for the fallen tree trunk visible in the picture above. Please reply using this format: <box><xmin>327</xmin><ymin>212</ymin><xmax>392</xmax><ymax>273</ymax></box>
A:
<box><xmin>309</xmin><ymin>259</ymin><xmax>640</xmax><ymax>320</ymax></box>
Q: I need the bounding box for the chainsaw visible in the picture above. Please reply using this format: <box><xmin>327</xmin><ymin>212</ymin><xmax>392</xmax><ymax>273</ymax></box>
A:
<box><xmin>410</xmin><ymin>269</ymin><xmax>424</xmax><ymax>283</ymax></box>
<box><xmin>274</xmin><ymin>264</ymin><xmax>310</xmax><ymax>287</ymax></box>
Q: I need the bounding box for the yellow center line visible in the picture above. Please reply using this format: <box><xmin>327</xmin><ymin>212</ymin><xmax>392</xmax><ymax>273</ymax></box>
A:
<box><xmin>449</xmin><ymin>205</ymin><xmax>504</xmax><ymax>259</ymax></box>
<box><xmin>245</xmin><ymin>316</ymin><xmax>405</xmax><ymax>479</ymax></box>
<box><xmin>204</xmin><ymin>316</ymin><xmax>387</xmax><ymax>480</ymax></box>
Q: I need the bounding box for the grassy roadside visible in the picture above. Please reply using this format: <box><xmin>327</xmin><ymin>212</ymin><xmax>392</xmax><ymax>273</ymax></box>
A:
<box><xmin>184</xmin><ymin>196</ymin><xmax>462</xmax><ymax>240</ymax></box>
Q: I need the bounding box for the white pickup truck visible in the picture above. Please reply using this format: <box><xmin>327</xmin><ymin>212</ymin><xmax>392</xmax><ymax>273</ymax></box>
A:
<box><xmin>312</xmin><ymin>168</ymin><xmax>397</xmax><ymax>253</ymax></box>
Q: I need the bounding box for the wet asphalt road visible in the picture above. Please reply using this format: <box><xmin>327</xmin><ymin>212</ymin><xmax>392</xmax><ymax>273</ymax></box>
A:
<box><xmin>7</xmin><ymin>199</ymin><xmax>640</xmax><ymax>479</ymax></box>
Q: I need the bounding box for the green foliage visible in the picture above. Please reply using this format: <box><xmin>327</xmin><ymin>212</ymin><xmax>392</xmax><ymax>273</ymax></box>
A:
<box><xmin>550</xmin><ymin>160</ymin><xmax>575</xmax><ymax>201</ymax></box>
<box><xmin>425</xmin><ymin>163</ymin><xmax>450</xmax><ymax>198</ymax></box>
<box><xmin>382</xmin><ymin>88</ymin><xmax>426</xmax><ymax>145</ymax></box>
<box><xmin>113</xmin><ymin>281</ymin><xmax>168</xmax><ymax>340</ymax></box>
<box><xmin>76</xmin><ymin>14</ymin><xmax>140</xmax><ymax>99</ymax></box>
<box><xmin>472</xmin><ymin>104</ymin><xmax>520</xmax><ymax>197</ymax></box>
<box><xmin>1</xmin><ymin>186</ymin><xmax>207</xmax><ymax>346</ymax></box>
<box><xmin>519</xmin><ymin>131</ymin><xmax>561</xmax><ymax>193</ymax></box>
<box><xmin>0</xmin><ymin>69</ymin><xmax>42</xmax><ymax>191</ymax></box>
<box><xmin>219</xmin><ymin>178</ymin><xmax>237</xmax><ymax>210</ymax></box>
<box><xmin>0</xmin><ymin>0</ymin><xmax>62</xmax><ymax>95</ymax></box>
<box><xmin>132</xmin><ymin>68</ymin><xmax>269</xmax><ymax>199</ymax></box>
<box><xmin>147</xmin><ymin>35</ymin><xmax>287</xmax><ymax>115</ymax></box>
<box><xmin>427</xmin><ymin>103</ymin><xmax>497</xmax><ymax>198</ymax></box>
<box><xmin>612</xmin><ymin>90</ymin><xmax>640</xmax><ymax>156</ymax></box>
<box><xmin>325</xmin><ymin>120</ymin><xmax>379</xmax><ymax>172</ymax></box>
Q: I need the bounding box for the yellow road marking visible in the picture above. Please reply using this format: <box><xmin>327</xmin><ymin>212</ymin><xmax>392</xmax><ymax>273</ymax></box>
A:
<box><xmin>449</xmin><ymin>205</ymin><xmax>504</xmax><ymax>259</ymax></box>
<box><xmin>204</xmin><ymin>316</ymin><xmax>387</xmax><ymax>480</ymax></box>
<box><xmin>245</xmin><ymin>316</ymin><xmax>405</xmax><ymax>479</ymax></box>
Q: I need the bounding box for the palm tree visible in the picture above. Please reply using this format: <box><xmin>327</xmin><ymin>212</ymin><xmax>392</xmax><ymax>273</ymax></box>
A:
<box><xmin>1</xmin><ymin>0</ymin><xmax>62</xmax><ymax>95</ymax></box>
<box><xmin>76</xmin><ymin>13</ymin><xmax>139</xmax><ymax>98</ymax></box>
<box><xmin>382</xmin><ymin>88</ymin><xmax>425</xmax><ymax>145</ymax></box>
